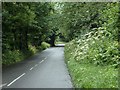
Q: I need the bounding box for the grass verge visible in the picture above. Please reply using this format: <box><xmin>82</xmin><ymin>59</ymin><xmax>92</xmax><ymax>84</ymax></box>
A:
<box><xmin>67</xmin><ymin>59</ymin><xmax>118</xmax><ymax>88</ymax></box>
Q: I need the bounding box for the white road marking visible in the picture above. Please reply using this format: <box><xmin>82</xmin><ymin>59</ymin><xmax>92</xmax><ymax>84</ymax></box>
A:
<box><xmin>7</xmin><ymin>73</ymin><xmax>26</xmax><ymax>87</ymax></box>
<box><xmin>35</xmin><ymin>64</ymin><xmax>38</xmax><ymax>67</ymax></box>
<box><xmin>39</xmin><ymin>61</ymin><xmax>41</xmax><ymax>64</ymax></box>
<box><xmin>39</xmin><ymin>60</ymin><xmax>44</xmax><ymax>64</ymax></box>
<box><xmin>30</xmin><ymin>67</ymin><xmax>34</xmax><ymax>70</ymax></box>
<box><xmin>0</xmin><ymin>83</ymin><xmax>7</xmax><ymax>88</ymax></box>
<box><xmin>44</xmin><ymin>57</ymin><xmax>47</xmax><ymax>60</ymax></box>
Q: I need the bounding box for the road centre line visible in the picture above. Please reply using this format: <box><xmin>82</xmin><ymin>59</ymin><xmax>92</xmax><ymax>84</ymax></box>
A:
<box><xmin>35</xmin><ymin>64</ymin><xmax>38</xmax><ymax>67</ymax></box>
<box><xmin>41</xmin><ymin>60</ymin><xmax>44</xmax><ymax>63</ymax></box>
<box><xmin>30</xmin><ymin>67</ymin><xmax>34</xmax><ymax>70</ymax></box>
<box><xmin>44</xmin><ymin>57</ymin><xmax>47</xmax><ymax>60</ymax></box>
<box><xmin>39</xmin><ymin>61</ymin><xmax>41</xmax><ymax>64</ymax></box>
<box><xmin>30</xmin><ymin>60</ymin><xmax>44</xmax><ymax>71</ymax></box>
<box><xmin>7</xmin><ymin>73</ymin><xmax>26</xmax><ymax>87</ymax></box>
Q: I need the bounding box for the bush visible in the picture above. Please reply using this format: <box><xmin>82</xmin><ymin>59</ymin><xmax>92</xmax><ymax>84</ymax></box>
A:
<box><xmin>69</xmin><ymin>28</ymin><xmax>119</xmax><ymax>67</ymax></box>
<box><xmin>65</xmin><ymin>37</ymin><xmax>119</xmax><ymax>88</ymax></box>
<box><xmin>41</xmin><ymin>42</ymin><xmax>50</xmax><ymax>50</ymax></box>
<box><xmin>2</xmin><ymin>43</ymin><xmax>50</xmax><ymax>66</ymax></box>
<box><xmin>2</xmin><ymin>50</ymin><xmax>24</xmax><ymax>66</ymax></box>
<box><xmin>28</xmin><ymin>44</ymin><xmax>38</xmax><ymax>54</ymax></box>
<box><xmin>64</xmin><ymin>27</ymin><xmax>119</xmax><ymax>88</ymax></box>
<box><xmin>2</xmin><ymin>44</ymin><xmax>38</xmax><ymax>66</ymax></box>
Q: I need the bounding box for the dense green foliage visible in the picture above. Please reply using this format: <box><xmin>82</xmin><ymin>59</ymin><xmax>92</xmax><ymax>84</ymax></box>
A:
<box><xmin>2</xmin><ymin>2</ymin><xmax>52</xmax><ymax>66</ymax></box>
<box><xmin>60</xmin><ymin>3</ymin><xmax>119</xmax><ymax>41</ymax></box>
<box><xmin>65</xmin><ymin>41</ymin><xmax>118</xmax><ymax>88</ymax></box>
<box><xmin>2</xmin><ymin>2</ymin><xmax>119</xmax><ymax>88</ymax></box>
<box><xmin>68</xmin><ymin>29</ymin><xmax>119</xmax><ymax>67</ymax></box>
<box><xmin>63</xmin><ymin>2</ymin><xmax>119</xmax><ymax>88</ymax></box>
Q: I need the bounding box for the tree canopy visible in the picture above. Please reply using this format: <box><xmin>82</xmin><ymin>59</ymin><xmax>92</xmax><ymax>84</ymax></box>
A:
<box><xmin>2</xmin><ymin>2</ymin><xmax>119</xmax><ymax>67</ymax></box>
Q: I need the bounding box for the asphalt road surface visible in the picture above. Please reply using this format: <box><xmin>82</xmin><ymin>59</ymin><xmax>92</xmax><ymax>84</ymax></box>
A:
<box><xmin>2</xmin><ymin>45</ymin><xmax>73</xmax><ymax>88</ymax></box>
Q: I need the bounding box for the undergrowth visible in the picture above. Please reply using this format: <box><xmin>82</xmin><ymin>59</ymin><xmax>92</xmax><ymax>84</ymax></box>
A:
<box><xmin>41</xmin><ymin>42</ymin><xmax>50</xmax><ymax>50</ymax></box>
<box><xmin>64</xmin><ymin>28</ymin><xmax>119</xmax><ymax>88</ymax></box>
<box><xmin>2</xmin><ymin>42</ymin><xmax>50</xmax><ymax>66</ymax></box>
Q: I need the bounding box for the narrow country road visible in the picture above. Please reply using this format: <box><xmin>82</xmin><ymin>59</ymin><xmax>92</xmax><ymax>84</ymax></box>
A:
<box><xmin>2</xmin><ymin>45</ymin><xmax>73</xmax><ymax>88</ymax></box>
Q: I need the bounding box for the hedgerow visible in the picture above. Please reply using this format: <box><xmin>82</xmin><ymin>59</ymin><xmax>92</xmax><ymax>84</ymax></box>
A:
<box><xmin>67</xmin><ymin>28</ymin><xmax>119</xmax><ymax>68</ymax></box>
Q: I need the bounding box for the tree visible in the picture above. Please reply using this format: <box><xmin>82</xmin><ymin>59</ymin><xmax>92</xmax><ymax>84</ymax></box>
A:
<box><xmin>58</xmin><ymin>2</ymin><xmax>108</xmax><ymax>41</ymax></box>
<box><xmin>2</xmin><ymin>2</ymin><xmax>54</xmax><ymax>53</ymax></box>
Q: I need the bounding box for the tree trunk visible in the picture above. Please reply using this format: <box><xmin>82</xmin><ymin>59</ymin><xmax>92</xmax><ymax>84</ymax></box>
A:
<box><xmin>50</xmin><ymin>34</ymin><xmax>55</xmax><ymax>47</ymax></box>
<box><xmin>19</xmin><ymin>29</ymin><xmax>28</xmax><ymax>52</ymax></box>
<box><xmin>13</xmin><ymin>30</ymin><xmax>18</xmax><ymax>50</ymax></box>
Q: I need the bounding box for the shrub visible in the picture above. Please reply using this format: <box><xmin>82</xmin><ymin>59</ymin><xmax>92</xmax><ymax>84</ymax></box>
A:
<box><xmin>65</xmin><ymin>33</ymin><xmax>119</xmax><ymax>88</ymax></box>
<box><xmin>41</xmin><ymin>42</ymin><xmax>50</xmax><ymax>50</ymax></box>
<box><xmin>28</xmin><ymin>44</ymin><xmax>38</xmax><ymax>54</ymax></box>
<box><xmin>2</xmin><ymin>50</ymin><xmax>24</xmax><ymax>66</ymax></box>
<box><xmin>69</xmin><ymin>28</ymin><xmax>119</xmax><ymax>67</ymax></box>
<box><xmin>2</xmin><ymin>43</ymin><xmax>50</xmax><ymax>66</ymax></box>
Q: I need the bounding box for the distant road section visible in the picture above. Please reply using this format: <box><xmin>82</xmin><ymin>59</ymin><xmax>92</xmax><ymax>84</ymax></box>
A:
<box><xmin>55</xmin><ymin>44</ymin><xmax>65</xmax><ymax>47</ymax></box>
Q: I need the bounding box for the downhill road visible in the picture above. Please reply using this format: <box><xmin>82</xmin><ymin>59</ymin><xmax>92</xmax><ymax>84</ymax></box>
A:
<box><xmin>2</xmin><ymin>45</ymin><xmax>73</xmax><ymax>88</ymax></box>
